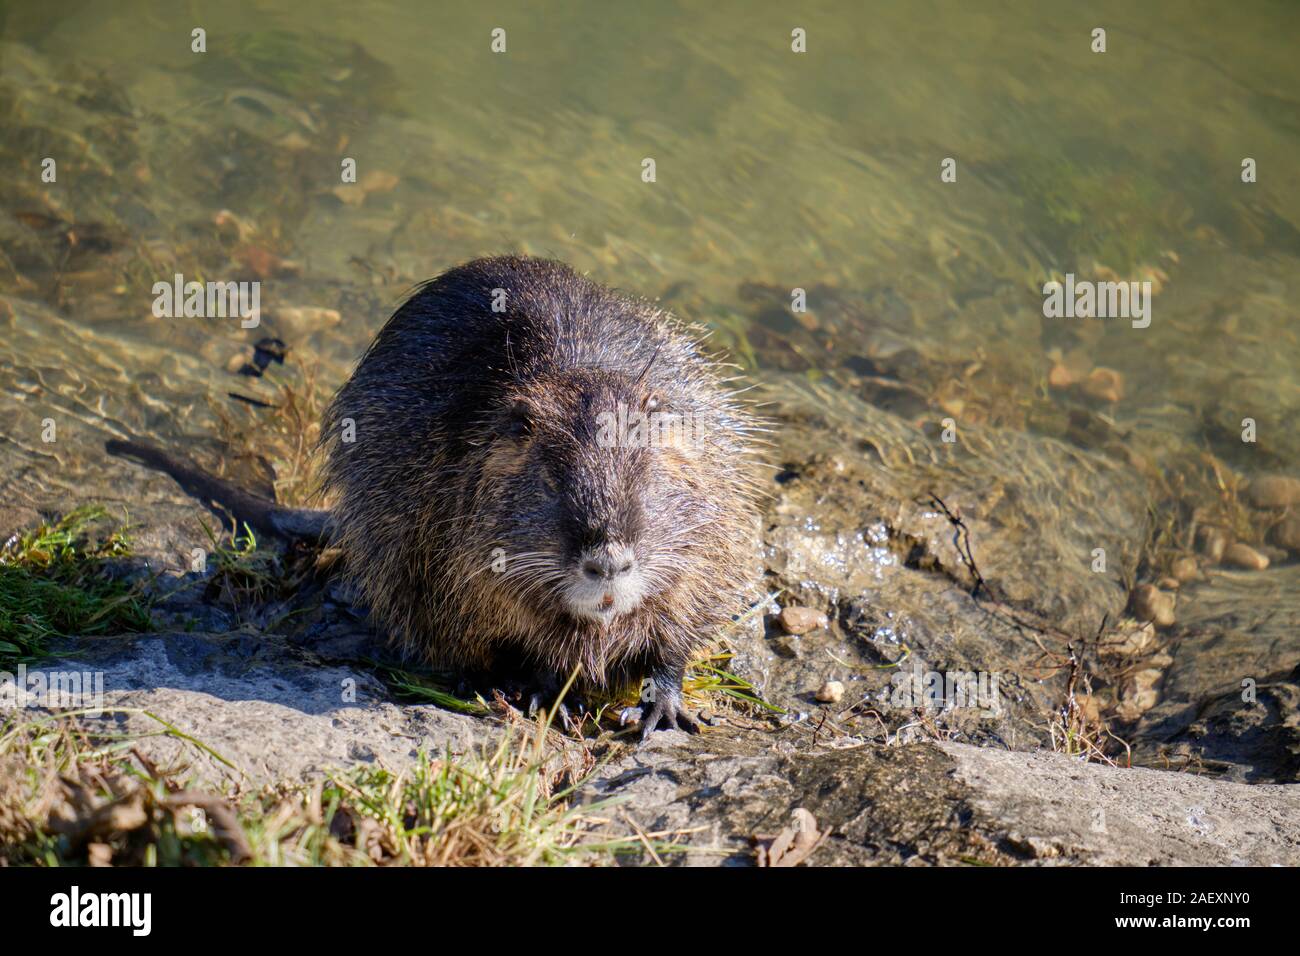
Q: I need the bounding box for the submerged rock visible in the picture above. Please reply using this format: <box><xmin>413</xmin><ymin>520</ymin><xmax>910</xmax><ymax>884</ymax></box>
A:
<box><xmin>1244</xmin><ymin>474</ymin><xmax>1300</xmax><ymax>509</ymax></box>
<box><xmin>778</xmin><ymin>605</ymin><xmax>828</xmax><ymax>634</ymax></box>
<box><xmin>1131</xmin><ymin>584</ymin><xmax>1177</xmax><ymax>628</ymax></box>
<box><xmin>1224</xmin><ymin>542</ymin><xmax>1269</xmax><ymax>571</ymax></box>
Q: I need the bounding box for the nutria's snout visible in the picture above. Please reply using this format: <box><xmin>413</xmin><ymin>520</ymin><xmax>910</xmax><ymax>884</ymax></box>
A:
<box><xmin>566</xmin><ymin>541</ymin><xmax>645</xmax><ymax>623</ymax></box>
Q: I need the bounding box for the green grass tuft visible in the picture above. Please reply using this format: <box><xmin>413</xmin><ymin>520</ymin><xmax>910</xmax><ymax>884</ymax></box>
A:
<box><xmin>0</xmin><ymin>507</ymin><xmax>152</xmax><ymax>666</ymax></box>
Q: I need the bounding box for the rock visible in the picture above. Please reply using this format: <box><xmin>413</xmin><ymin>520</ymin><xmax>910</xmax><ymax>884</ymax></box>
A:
<box><xmin>1047</xmin><ymin>362</ymin><xmax>1077</xmax><ymax>389</ymax></box>
<box><xmin>1170</xmin><ymin>556</ymin><xmax>1200</xmax><ymax>582</ymax></box>
<box><xmin>1244</xmin><ymin>474</ymin><xmax>1300</xmax><ymax>509</ymax></box>
<box><xmin>779</xmin><ymin>605</ymin><xmax>828</xmax><ymax>635</ymax></box>
<box><xmin>1132</xmin><ymin>663</ymin><xmax>1300</xmax><ymax>784</ymax></box>
<box><xmin>212</xmin><ymin>209</ymin><xmax>255</xmax><ymax>242</ymax></box>
<box><xmin>1099</xmin><ymin>620</ymin><xmax>1157</xmax><ymax>660</ymax></box>
<box><xmin>1156</xmin><ymin>576</ymin><xmax>1180</xmax><ymax>590</ymax></box>
<box><xmin>1081</xmin><ymin>367</ymin><xmax>1124</xmax><ymax>403</ymax></box>
<box><xmin>1196</xmin><ymin>526</ymin><xmax>1230</xmax><ymax>563</ymax></box>
<box><xmin>332</xmin><ymin>169</ymin><xmax>400</xmax><ymax>206</ymax></box>
<box><xmin>1075</xmin><ymin>693</ymin><xmax>1103</xmax><ymax>723</ymax></box>
<box><xmin>224</xmin><ymin>349</ymin><xmax>256</xmax><ymax>375</ymax></box>
<box><xmin>1224</xmin><ymin>542</ymin><xmax>1269</xmax><ymax>571</ymax></box>
<box><xmin>1121</xmin><ymin>668</ymin><xmax>1164</xmax><ymax>717</ymax></box>
<box><xmin>233</xmin><ymin>245</ymin><xmax>302</xmax><ymax>280</ymax></box>
<box><xmin>39</xmin><ymin>632</ymin><xmax>494</xmax><ymax>787</ymax></box>
<box><xmin>1129</xmin><ymin>566</ymin><xmax>1300</xmax><ymax>783</ymax></box>
<box><xmin>1271</xmin><ymin>514</ymin><xmax>1300</xmax><ymax>552</ymax></box>
<box><xmin>271</xmin><ymin>306</ymin><xmax>342</xmax><ymax>339</ymax></box>
<box><xmin>816</xmin><ymin>680</ymin><xmax>845</xmax><ymax>703</ymax></box>
<box><xmin>942</xmin><ymin>742</ymin><xmax>1299</xmax><ymax>865</ymax></box>
<box><xmin>1046</xmin><ymin>348</ymin><xmax>1091</xmax><ymax>389</ymax></box>
<box><xmin>579</xmin><ymin>733</ymin><xmax>1300</xmax><ymax>865</ymax></box>
<box><xmin>1131</xmin><ymin>584</ymin><xmax>1176</xmax><ymax>628</ymax></box>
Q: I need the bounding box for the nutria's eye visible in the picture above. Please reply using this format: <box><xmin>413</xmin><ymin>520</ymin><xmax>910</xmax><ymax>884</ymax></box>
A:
<box><xmin>644</xmin><ymin>392</ymin><xmax>660</xmax><ymax>413</ymax></box>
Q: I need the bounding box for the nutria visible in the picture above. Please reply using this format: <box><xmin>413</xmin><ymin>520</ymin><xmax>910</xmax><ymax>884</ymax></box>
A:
<box><xmin>110</xmin><ymin>255</ymin><xmax>764</xmax><ymax>739</ymax></box>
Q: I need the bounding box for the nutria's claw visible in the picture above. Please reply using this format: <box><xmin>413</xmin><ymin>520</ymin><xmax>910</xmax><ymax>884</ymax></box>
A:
<box><xmin>527</xmin><ymin>693</ymin><xmax>576</xmax><ymax>732</ymax></box>
<box><xmin>636</xmin><ymin>698</ymin><xmax>701</xmax><ymax>741</ymax></box>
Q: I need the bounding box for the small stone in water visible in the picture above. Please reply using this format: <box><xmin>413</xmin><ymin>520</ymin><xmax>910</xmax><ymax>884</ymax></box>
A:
<box><xmin>815</xmin><ymin>680</ymin><xmax>844</xmax><ymax>703</ymax></box>
<box><xmin>272</xmin><ymin>306</ymin><xmax>342</xmax><ymax>338</ymax></box>
<box><xmin>1081</xmin><ymin>367</ymin><xmax>1124</xmax><ymax>403</ymax></box>
<box><xmin>1131</xmin><ymin>584</ymin><xmax>1176</xmax><ymax>628</ymax></box>
<box><xmin>779</xmin><ymin>605</ymin><xmax>828</xmax><ymax>634</ymax></box>
<box><xmin>1170</xmin><ymin>556</ymin><xmax>1199</xmax><ymax>582</ymax></box>
<box><xmin>1223</xmin><ymin>542</ymin><xmax>1269</xmax><ymax>571</ymax></box>
<box><xmin>1270</xmin><ymin>514</ymin><xmax>1300</xmax><ymax>553</ymax></box>
<box><xmin>1244</xmin><ymin>474</ymin><xmax>1300</xmax><ymax>509</ymax></box>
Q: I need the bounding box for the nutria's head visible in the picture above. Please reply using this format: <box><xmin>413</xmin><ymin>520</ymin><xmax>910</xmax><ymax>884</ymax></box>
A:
<box><xmin>475</xmin><ymin>365</ymin><xmax>715</xmax><ymax>627</ymax></box>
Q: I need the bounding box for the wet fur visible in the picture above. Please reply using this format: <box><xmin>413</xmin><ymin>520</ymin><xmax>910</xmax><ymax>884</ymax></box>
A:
<box><xmin>320</xmin><ymin>256</ymin><xmax>764</xmax><ymax>696</ymax></box>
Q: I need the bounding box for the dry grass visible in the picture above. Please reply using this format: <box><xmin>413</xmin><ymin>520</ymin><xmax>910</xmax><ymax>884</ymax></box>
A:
<box><xmin>1047</xmin><ymin>642</ymin><xmax>1132</xmax><ymax>767</ymax></box>
<box><xmin>0</xmin><ymin>707</ymin><xmax>640</xmax><ymax>867</ymax></box>
<box><xmin>216</xmin><ymin>357</ymin><xmax>329</xmax><ymax>509</ymax></box>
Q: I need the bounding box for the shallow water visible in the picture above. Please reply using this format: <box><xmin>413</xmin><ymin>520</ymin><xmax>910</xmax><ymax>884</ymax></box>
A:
<box><xmin>2</xmin><ymin>1</ymin><xmax>1298</xmax><ymax>773</ymax></box>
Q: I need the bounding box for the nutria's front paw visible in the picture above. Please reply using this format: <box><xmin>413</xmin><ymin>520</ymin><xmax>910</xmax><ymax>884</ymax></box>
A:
<box><xmin>526</xmin><ymin>689</ymin><xmax>585</xmax><ymax>732</ymax></box>
<box><xmin>625</xmin><ymin>697</ymin><xmax>700</xmax><ymax>741</ymax></box>
<box><xmin>493</xmin><ymin>674</ymin><xmax>584</xmax><ymax>732</ymax></box>
<box><xmin>622</xmin><ymin>665</ymin><xmax>699</xmax><ymax>741</ymax></box>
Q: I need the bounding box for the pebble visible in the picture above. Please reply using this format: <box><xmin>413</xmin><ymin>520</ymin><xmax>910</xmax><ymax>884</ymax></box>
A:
<box><xmin>1169</xmin><ymin>556</ymin><xmax>1200</xmax><ymax>583</ymax></box>
<box><xmin>815</xmin><ymin>680</ymin><xmax>845</xmax><ymax>704</ymax></box>
<box><xmin>1074</xmin><ymin>693</ymin><xmax>1102</xmax><ymax>723</ymax></box>
<box><xmin>225</xmin><ymin>349</ymin><xmax>256</xmax><ymax>375</ymax></box>
<box><xmin>1244</xmin><ymin>474</ymin><xmax>1300</xmax><ymax>509</ymax></box>
<box><xmin>234</xmin><ymin>244</ymin><xmax>302</xmax><ymax>280</ymax></box>
<box><xmin>1047</xmin><ymin>362</ymin><xmax>1075</xmax><ymax>389</ymax></box>
<box><xmin>1101</xmin><ymin>620</ymin><xmax>1157</xmax><ymax>659</ymax></box>
<box><xmin>1223</xmin><ymin>542</ymin><xmax>1269</xmax><ymax>571</ymax></box>
<box><xmin>779</xmin><ymin>605</ymin><xmax>828</xmax><ymax>635</ymax></box>
<box><xmin>1123</xmin><ymin>668</ymin><xmax>1163</xmax><ymax>714</ymax></box>
<box><xmin>1131</xmin><ymin>584</ymin><xmax>1176</xmax><ymax>628</ymax></box>
<box><xmin>1115</xmin><ymin>667</ymin><xmax>1163</xmax><ymax>721</ymax></box>
<box><xmin>332</xmin><ymin>169</ymin><xmax>400</xmax><ymax>206</ymax></box>
<box><xmin>1081</xmin><ymin>367</ymin><xmax>1124</xmax><ymax>403</ymax></box>
<box><xmin>1270</xmin><ymin>514</ymin><xmax>1300</xmax><ymax>553</ymax></box>
<box><xmin>271</xmin><ymin>306</ymin><xmax>342</xmax><ymax>338</ymax></box>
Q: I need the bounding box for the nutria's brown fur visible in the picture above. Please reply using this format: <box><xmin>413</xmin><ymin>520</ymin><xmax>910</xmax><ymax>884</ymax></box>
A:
<box><xmin>107</xmin><ymin>256</ymin><xmax>764</xmax><ymax>737</ymax></box>
<box><xmin>320</xmin><ymin>256</ymin><xmax>764</xmax><ymax>735</ymax></box>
